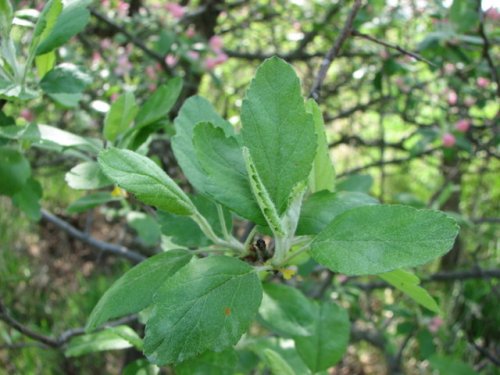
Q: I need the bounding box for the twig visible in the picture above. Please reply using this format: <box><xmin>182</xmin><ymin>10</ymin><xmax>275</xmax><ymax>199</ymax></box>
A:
<box><xmin>0</xmin><ymin>298</ymin><xmax>137</xmax><ymax>349</ymax></box>
<box><xmin>309</xmin><ymin>0</ymin><xmax>364</xmax><ymax>100</ymax></box>
<box><xmin>351</xmin><ymin>30</ymin><xmax>436</xmax><ymax>67</ymax></box>
<box><xmin>345</xmin><ymin>268</ymin><xmax>500</xmax><ymax>291</ymax></box>
<box><xmin>41</xmin><ymin>209</ymin><xmax>146</xmax><ymax>263</ymax></box>
<box><xmin>478</xmin><ymin>1</ymin><xmax>500</xmax><ymax>98</ymax></box>
<box><xmin>89</xmin><ymin>9</ymin><xmax>172</xmax><ymax>75</ymax></box>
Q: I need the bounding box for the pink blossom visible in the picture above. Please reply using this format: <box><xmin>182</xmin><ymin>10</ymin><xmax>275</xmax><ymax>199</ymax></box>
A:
<box><xmin>117</xmin><ymin>0</ymin><xmax>129</xmax><ymax>17</ymax></box>
<box><xmin>165</xmin><ymin>3</ymin><xmax>185</xmax><ymax>19</ymax></box>
<box><xmin>447</xmin><ymin>90</ymin><xmax>457</xmax><ymax>106</ymax></box>
<box><xmin>429</xmin><ymin>317</ymin><xmax>444</xmax><ymax>333</ymax></box>
<box><xmin>100</xmin><ymin>38</ymin><xmax>112</xmax><ymax>50</ymax></box>
<box><xmin>485</xmin><ymin>7</ymin><xmax>500</xmax><ymax>21</ymax></box>
<box><xmin>187</xmin><ymin>50</ymin><xmax>200</xmax><ymax>60</ymax></box>
<box><xmin>145</xmin><ymin>65</ymin><xmax>157</xmax><ymax>80</ymax></box>
<box><xmin>92</xmin><ymin>51</ymin><xmax>102</xmax><ymax>65</ymax></box>
<box><xmin>101</xmin><ymin>0</ymin><xmax>110</xmax><ymax>8</ymax></box>
<box><xmin>204</xmin><ymin>53</ymin><xmax>228</xmax><ymax>70</ymax></box>
<box><xmin>477</xmin><ymin>77</ymin><xmax>490</xmax><ymax>88</ymax></box>
<box><xmin>209</xmin><ymin>35</ymin><xmax>224</xmax><ymax>53</ymax></box>
<box><xmin>165</xmin><ymin>54</ymin><xmax>178</xmax><ymax>67</ymax></box>
<box><xmin>115</xmin><ymin>55</ymin><xmax>132</xmax><ymax>76</ymax></box>
<box><xmin>443</xmin><ymin>63</ymin><xmax>455</xmax><ymax>75</ymax></box>
<box><xmin>20</xmin><ymin>109</ymin><xmax>33</xmax><ymax>122</ymax></box>
<box><xmin>455</xmin><ymin>119</ymin><xmax>470</xmax><ymax>133</ymax></box>
<box><xmin>186</xmin><ymin>26</ymin><xmax>196</xmax><ymax>38</ymax></box>
<box><xmin>464</xmin><ymin>96</ymin><xmax>475</xmax><ymax>107</ymax></box>
<box><xmin>111</xmin><ymin>93</ymin><xmax>119</xmax><ymax>102</ymax></box>
<box><xmin>442</xmin><ymin>133</ymin><xmax>456</xmax><ymax>148</ymax></box>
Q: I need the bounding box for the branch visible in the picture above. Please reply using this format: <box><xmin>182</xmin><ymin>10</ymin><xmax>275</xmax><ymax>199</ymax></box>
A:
<box><xmin>41</xmin><ymin>209</ymin><xmax>146</xmax><ymax>263</ymax></box>
<box><xmin>309</xmin><ymin>0</ymin><xmax>364</xmax><ymax>100</ymax></box>
<box><xmin>337</xmin><ymin>147</ymin><xmax>439</xmax><ymax>177</ymax></box>
<box><xmin>89</xmin><ymin>9</ymin><xmax>173</xmax><ymax>74</ymax></box>
<box><xmin>478</xmin><ymin>2</ymin><xmax>500</xmax><ymax>98</ymax></box>
<box><xmin>0</xmin><ymin>298</ymin><xmax>137</xmax><ymax>349</ymax></box>
<box><xmin>351</xmin><ymin>30</ymin><xmax>436</xmax><ymax>67</ymax></box>
<box><xmin>346</xmin><ymin>268</ymin><xmax>500</xmax><ymax>291</ymax></box>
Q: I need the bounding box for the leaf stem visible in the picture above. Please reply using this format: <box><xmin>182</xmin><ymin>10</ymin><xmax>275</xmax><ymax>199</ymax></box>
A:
<box><xmin>216</xmin><ymin>204</ymin><xmax>230</xmax><ymax>241</ymax></box>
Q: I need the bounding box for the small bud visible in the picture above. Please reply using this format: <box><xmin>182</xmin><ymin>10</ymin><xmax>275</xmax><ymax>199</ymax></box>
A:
<box><xmin>442</xmin><ymin>133</ymin><xmax>456</xmax><ymax>148</ymax></box>
<box><xmin>455</xmin><ymin>119</ymin><xmax>470</xmax><ymax>133</ymax></box>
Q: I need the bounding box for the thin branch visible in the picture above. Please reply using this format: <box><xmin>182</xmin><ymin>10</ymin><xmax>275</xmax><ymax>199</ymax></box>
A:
<box><xmin>309</xmin><ymin>0</ymin><xmax>364</xmax><ymax>100</ymax></box>
<box><xmin>346</xmin><ymin>268</ymin><xmax>500</xmax><ymax>291</ymax></box>
<box><xmin>478</xmin><ymin>1</ymin><xmax>500</xmax><ymax>98</ymax></box>
<box><xmin>0</xmin><ymin>298</ymin><xmax>137</xmax><ymax>349</ymax></box>
<box><xmin>41</xmin><ymin>209</ymin><xmax>146</xmax><ymax>263</ymax></box>
<box><xmin>337</xmin><ymin>147</ymin><xmax>439</xmax><ymax>177</ymax></box>
<box><xmin>351</xmin><ymin>30</ymin><xmax>436</xmax><ymax>67</ymax></box>
<box><xmin>89</xmin><ymin>9</ymin><xmax>173</xmax><ymax>74</ymax></box>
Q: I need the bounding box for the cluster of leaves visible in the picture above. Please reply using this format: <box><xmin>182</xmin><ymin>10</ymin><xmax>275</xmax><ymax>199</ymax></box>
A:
<box><xmin>4</xmin><ymin>0</ymin><xmax>498</xmax><ymax>373</ymax></box>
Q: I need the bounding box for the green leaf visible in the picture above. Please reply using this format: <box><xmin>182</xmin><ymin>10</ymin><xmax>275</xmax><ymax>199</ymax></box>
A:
<box><xmin>35</xmin><ymin>51</ymin><xmax>56</xmax><ymax>79</ymax></box>
<box><xmin>297</xmin><ymin>190</ymin><xmax>378</xmax><ymax>235</ymax></box>
<box><xmin>123</xmin><ymin>359</ymin><xmax>159</xmax><ymax>375</ymax></box>
<box><xmin>241</xmin><ymin>57</ymin><xmax>316</xmax><ymax>214</ymax></box>
<box><xmin>263</xmin><ymin>349</ymin><xmax>296</xmax><ymax>375</ymax></box>
<box><xmin>310</xmin><ymin>205</ymin><xmax>459</xmax><ymax>275</ymax></box>
<box><xmin>31</xmin><ymin>0</ymin><xmax>63</xmax><ymax>55</ymax></box>
<box><xmin>294</xmin><ymin>301</ymin><xmax>350</xmax><ymax>373</ymax></box>
<box><xmin>12</xmin><ymin>177</ymin><xmax>42</xmax><ymax>221</ymax></box>
<box><xmin>65</xmin><ymin>161</ymin><xmax>112</xmax><ymax>190</ymax></box>
<box><xmin>193</xmin><ymin>122</ymin><xmax>265</xmax><ymax>225</ymax></box>
<box><xmin>429</xmin><ymin>355</ymin><xmax>477</xmax><ymax>375</ymax></box>
<box><xmin>0</xmin><ymin>0</ymin><xmax>13</xmax><ymax>36</ymax></box>
<box><xmin>98</xmin><ymin>148</ymin><xmax>194</xmax><ymax>215</ymax></box>
<box><xmin>36</xmin><ymin>0</ymin><xmax>90</xmax><ymax>56</ymax></box>
<box><xmin>40</xmin><ymin>63</ymin><xmax>91</xmax><ymax>94</ymax></box>
<box><xmin>243</xmin><ymin>147</ymin><xmax>284</xmax><ymax>236</ymax></box>
<box><xmin>134</xmin><ymin>78</ymin><xmax>182</xmax><ymax>129</ymax></box>
<box><xmin>259</xmin><ymin>283</ymin><xmax>315</xmax><ymax>337</ymax></box>
<box><xmin>66</xmin><ymin>192</ymin><xmax>120</xmax><ymax>214</ymax></box>
<box><xmin>65</xmin><ymin>326</ymin><xmax>138</xmax><ymax>357</ymax></box>
<box><xmin>175</xmin><ymin>349</ymin><xmax>238</xmax><ymax>375</ymax></box>
<box><xmin>305</xmin><ymin>99</ymin><xmax>335</xmax><ymax>193</ymax></box>
<box><xmin>449</xmin><ymin>0</ymin><xmax>478</xmax><ymax>33</ymax></box>
<box><xmin>127</xmin><ymin>211</ymin><xmax>161</xmax><ymax>246</ymax></box>
<box><xmin>0</xmin><ymin>123</ymin><xmax>101</xmax><ymax>152</ymax></box>
<box><xmin>104</xmin><ymin>92</ymin><xmax>138</xmax><ymax>142</ymax></box>
<box><xmin>172</xmin><ymin>95</ymin><xmax>235</xmax><ymax>193</ymax></box>
<box><xmin>144</xmin><ymin>256</ymin><xmax>263</xmax><ymax>365</ymax></box>
<box><xmin>379</xmin><ymin>269</ymin><xmax>441</xmax><ymax>313</ymax></box>
<box><xmin>0</xmin><ymin>146</ymin><xmax>31</xmax><ymax>196</ymax></box>
<box><xmin>336</xmin><ymin>174</ymin><xmax>373</xmax><ymax>193</ymax></box>
<box><xmin>86</xmin><ymin>249</ymin><xmax>192</xmax><ymax>332</ymax></box>
<box><xmin>158</xmin><ymin>194</ymin><xmax>232</xmax><ymax>248</ymax></box>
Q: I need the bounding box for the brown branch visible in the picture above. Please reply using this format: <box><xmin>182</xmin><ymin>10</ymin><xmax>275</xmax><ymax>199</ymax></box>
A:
<box><xmin>478</xmin><ymin>3</ymin><xmax>500</xmax><ymax>98</ymax></box>
<box><xmin>351</xmin><ymin>30</ymin><xmax>436</xmax><ymax>67</ymax></box>
<box><xmin>89</xmin><ymin>9</ymin><xmax>173</xmax><ymax>75</ymax></box>
<box><xmin>41</xmin><ymin>209</ymin><xmax>146</xmax><ymax>263</ymax></box>
<box><xmin>345</xmin><ymin>268</ymin><xmax>500</xmax><ymax>291</ymax></box>
<box><xmin>309</xmin><ymin>0</ymin><xmax>364</xmax><ymax>100</ymax></box>
<box><xmin>0</xmin><ymin>298</ymin><xmax>137</xmax><ymax>349</ymax></box>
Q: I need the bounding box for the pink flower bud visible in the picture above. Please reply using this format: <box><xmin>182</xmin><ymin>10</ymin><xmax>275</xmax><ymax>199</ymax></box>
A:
<box><xmin>100</xmin><ymin>38</ymin><xmax>112</xmax><ymax>50</ymax></box>
<box><xmin>145</xmin><ymin>65</ymin><xmax>157</xmax><ymax>79</ymax></box>
<box><xmin>204</xmin><ymin>53</ymin><xmax>228</xmax><ymax>70</ymax></box>
<box><xmin>186</xmin><ymin>26</ymin><xmax>196</xmax><ymax>38</ymax></box>
<box><xmin>187</xmin><ymin>50</ymin><xmax>200</xmax><ymax>60</ymax></box>
<box><xmin>455</xmin><ymin>119</ymin><xmax>470</xmax><ymax>133</ymax></box>
<box><xmin>209</xmin><ymin>35</ymin><xmax>224</xmax><ymax>53</ymax></box>
<box><xmin>165</xmin><ymin>3</ymin><xmax>185</xmax><ymax>19</ymax></box>
<box><xmin>92</xmin><ymin>51</ymin><xmax>102</xmax><ymax>65</ymax></box>
<box><xmin>117</xmin><ymin>0</ymin><xmax>129</xmax><ymax>17</ymax></box>
<box><xmin>429</xmin><ymin>317</ymin><xmax>444</xmax><ymax>333</ymax></box>
<box><xmin>111</xmin><ymin>93</ymin><xmax>119</xmax><ymax>102</ymax></box>
<box><xmin>464</xmin><ymin>96</ymin><xmax>475</xmax><ymax>107</ymax></box>
<box><xmin>442</xmin><ymin>133</ymin><xmax>456</xmax><ymax>148</ymax></box>
<box><xmin>165</xmin><ymin>54</ymin><xmax>178</xmax><ymax>67</ymax></box>
<box><xmin>20</xmin><ymin>109</ymin><xmax>33</xmax><ymax>122</ymax></box>
<box><xmin>447</xmin><ymin>90</ymin><xmax>457</xmax><ymax>106</ymax></box>
<box><xmin>443</xmin><ymin>63</ymin><xmax>455</xmax><ymax>75</ymax></box>
<box><xmin>485</xmin><ymin>7</ymin><xmax>500</xmax><ymax>21</ymax></box>
<box><xmin>477</xmin><ymin>77</ymin><xmax>490</xmax><ymax>88</ymax></box>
